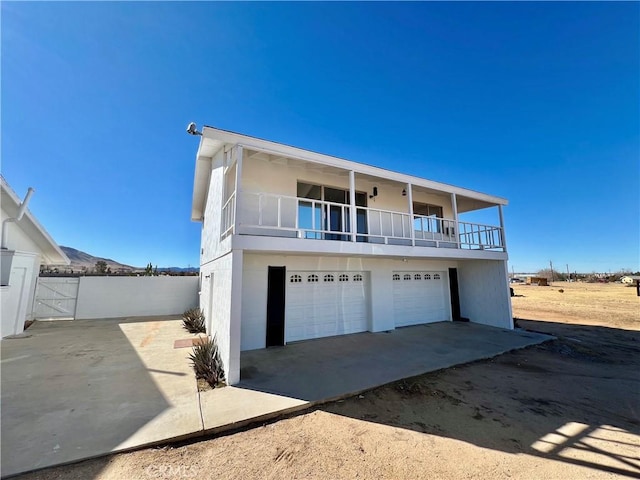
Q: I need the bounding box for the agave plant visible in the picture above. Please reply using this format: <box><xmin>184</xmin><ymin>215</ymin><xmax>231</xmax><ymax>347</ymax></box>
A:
<box><xmin>189</xmin><ymin>336</ymin><xmax>226</xmax><ymax>388</ymax></box>
<box><xmin>182</xmin><ymin>307</ymin><xmax>206</xmax><ymax>334</ymax></box>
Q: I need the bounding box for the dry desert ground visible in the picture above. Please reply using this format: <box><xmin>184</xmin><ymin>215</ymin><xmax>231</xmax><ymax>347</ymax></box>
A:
<box><xmin>16</xmin><ymin>281</ymin><xmax>640</xmax><ymax>480</ymax></box>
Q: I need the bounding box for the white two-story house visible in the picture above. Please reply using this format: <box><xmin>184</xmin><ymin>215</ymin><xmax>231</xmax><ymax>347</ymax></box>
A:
<box><xmin>190</xmin><ymin>127</ymin><xmax>513</xmax><ymax>385</ymax></box>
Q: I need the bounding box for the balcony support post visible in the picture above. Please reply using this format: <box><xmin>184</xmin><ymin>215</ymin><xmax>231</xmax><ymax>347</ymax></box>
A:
<box><xmin>349</xmin><ymin>170</ymin><xmax>357</xmax><ymax>242</ymax></box>
<box><xmin>233</xmin><ymin>145</ymin><xmax>243</xmax><ymax>234</ymax></box>
<box><xmin>498</xmin><ymin>204</ymin><xmax>507</xmax><ymax>252</ymax></box>
<box><xmin>451</xmin><ymin>192</ymin><xmax>460</xmax><ymax>247</ymax></box>
<box><xmin>407</xmin><ymin>183</ymin><xmax>415</xmax><ymax>246</ymax></box>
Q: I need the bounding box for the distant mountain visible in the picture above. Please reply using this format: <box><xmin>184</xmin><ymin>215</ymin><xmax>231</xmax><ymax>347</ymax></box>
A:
<box><xmin>55</xmin><ymin>247</ymin><xmax>198</xmax><ymax>274</ymax></box>
<box><xmin>59</xmin><ymin>246</ymin><xmax>137</xmax><ymax>272</ymax></box>
<box><xmin>158</xmin><ymin>266</ymin><xmax>199</xmax><ymax>273</ymax></box>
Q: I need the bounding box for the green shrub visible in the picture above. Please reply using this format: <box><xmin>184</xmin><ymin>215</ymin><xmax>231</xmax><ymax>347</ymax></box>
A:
<box><xmin>189</xmin><ymin>336</ymin><xmax>226</xmax><ymax>388</ymax></box>
<box><xmin>182</xmin><ymin>307</ymin><xmax>206</xmax><ymax>334</ymax></box>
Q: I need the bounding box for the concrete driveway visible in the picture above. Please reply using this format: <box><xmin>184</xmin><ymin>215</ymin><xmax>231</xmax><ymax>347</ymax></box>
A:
<box><xmin>239</xmin><ymin>322</ymin><xmax>552</xmax><ymax>401</ymax></box>
<box><xmin>1</xmin><ymin>318</ymin><xmax>551</xmax><ymax>477</ymax></box>
<box><xmin>1</xmin><ymin>317</ymin><xmax>202</xmax><ymax>477</ymax></box>
<box><xmin>0</xmin><ymin>317</ymin><xmax>305</xmax><ymax>478</ymax></box>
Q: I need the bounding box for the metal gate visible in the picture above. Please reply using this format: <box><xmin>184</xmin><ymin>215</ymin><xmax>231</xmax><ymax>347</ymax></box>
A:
<box><xmin>33</xmin><ymin>277</ymin><xmax>79</xmax><ymax>320</ymax></box>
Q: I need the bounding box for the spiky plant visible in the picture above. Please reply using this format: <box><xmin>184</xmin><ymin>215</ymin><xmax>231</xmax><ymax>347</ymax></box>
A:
<box><xmin>182</xmin><ymin>307</ymin><xmax>206</xmax><ymax>334</ymax></box>
<box><xmin>189</xmin><ymin>336</ymin><xmax>226</xmax><ymax>388</ymax></box>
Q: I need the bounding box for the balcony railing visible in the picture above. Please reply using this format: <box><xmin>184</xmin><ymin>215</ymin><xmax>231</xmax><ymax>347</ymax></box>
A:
<box><xmin>237</xmin><ymin>192</ymin><xmax>505</xmax><ymax>251</ymax></box>
<box><xmin>221</xmin><ymin>192</ymin><xmax>236</xmax><ymax>239</ymax></box>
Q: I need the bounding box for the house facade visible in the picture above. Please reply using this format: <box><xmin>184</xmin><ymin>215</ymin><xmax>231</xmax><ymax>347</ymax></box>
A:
<box><xmin>191</xmin><ymin>127</ymin><xmax>513</xmax><ymax>385</ymax></box>
<box><xmin>1</xmin><ymin>177</ymin><xmax>69</xmax><ymax>338</ymax></box>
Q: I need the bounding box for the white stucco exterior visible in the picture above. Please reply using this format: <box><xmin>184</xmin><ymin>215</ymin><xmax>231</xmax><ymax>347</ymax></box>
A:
<box><xmin>190</xmin><ymin>127</ymin><xmax>513</xmax><ymax>385</ymax></box>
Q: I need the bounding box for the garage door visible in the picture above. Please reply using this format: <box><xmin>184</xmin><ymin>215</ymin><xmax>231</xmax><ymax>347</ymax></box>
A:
<box><xmin>285</xmin><ymin>271</ymin><xmax>369</xmax><ymax>343</ymax></box>
<box><xmin>393</xmin><ymin>271</ymin><xmax>448</xmax><ymax>327</ymax></box>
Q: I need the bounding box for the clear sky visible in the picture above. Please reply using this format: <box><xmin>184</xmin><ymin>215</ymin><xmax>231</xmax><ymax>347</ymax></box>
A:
<box><xmin>2</xmin><ymin>2</ymin><xmax>638</xmax><ymax>272</ymax></box>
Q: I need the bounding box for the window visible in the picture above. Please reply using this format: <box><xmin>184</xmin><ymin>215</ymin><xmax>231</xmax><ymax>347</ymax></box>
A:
<box><xmin>324</xmin><ymin>274</ymin><xmax>335</xmax><ymax>282</ymax></box>
<box><xmin>353</xmin><ymin>274</ymin><xmax>363</xmax><ymax>282</ymax></box>
<box><xmin>413</xmin><ymin>202</ymin><xmax>444</xmax><ymax>233</ymax></box>
<box><xmin>434</xmin><ymin>273</ymin><xmax>441</xmax><ymax>280</ymax></box>
<box><xmin>308</xmin><ymin>274</ymin><xmax>319</xmax><ymax>283</ymax></box>
<box><xmin>393</xmin><ymin>273</ymin><xmax>400</xmax><ymax>281</ymax></box>
<box><xmin>425</xmin><ymin>274</ymin><xmax>431</xmax><ymax>280</ymax></box>
<box><xmin>339</xmin><ymin>274</ymin><xmax>349</xmax><ymax>282</ymax></box>
<box><xmin>403</xmin><ymin>274</ymin><xmax>411</xmax><ymax>280</ymax></box>
<box><xmin>297</xmin><ymin>182</ymin><xmax>368</xmax><ymax>242</ymax></box>
<box><xmin>290</xmin><ymin>274</ymin><xmax>302</xmax><ymax>283</ymax></box>
<box><xmin>414</xmin><ymin>274</ymin><xmax>421</xmax><ymax>280</ymax></box>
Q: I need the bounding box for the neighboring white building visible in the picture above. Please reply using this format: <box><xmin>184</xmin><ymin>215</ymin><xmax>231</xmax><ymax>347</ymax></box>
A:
<box><xmin>621</xmin><ymin>275</ymin><xmax>640</xmax><ymax>285</ymax></box>
<box><xmin>191</xmin><ymin>127</ymin><xmax>513</xmax><ymax>385</ymax></box>
<box><xmin>1</xmin><ymin>177</ymin><xmax>69</xmax><ymax>338</ymax></box>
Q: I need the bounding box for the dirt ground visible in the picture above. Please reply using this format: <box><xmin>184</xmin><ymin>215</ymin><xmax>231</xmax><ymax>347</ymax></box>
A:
<box><xmin>16</xmin><ymin>282</ymin><xmax>640</xmax><ymax>480</ymax></box>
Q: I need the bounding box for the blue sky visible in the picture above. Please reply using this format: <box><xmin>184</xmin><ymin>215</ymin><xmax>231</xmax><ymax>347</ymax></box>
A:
<box><xmin>2</xmin><ymin>2</ymin><xmax>638</xmax><ymax>272</ymax></box>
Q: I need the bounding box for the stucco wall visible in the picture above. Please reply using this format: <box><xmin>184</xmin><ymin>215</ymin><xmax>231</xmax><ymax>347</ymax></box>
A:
<box><xmin>74</xmin><ymin>276</ymin><xmax>199</xmax><ymax>320</ymax></box>
<box><xmin>201</xmin><ymin>149</ymin><xmax>232</xmax><ymax>265</ymax></box>
<box><xmin>199</xmin><ymin>251</ymin><xmax>242</xmax><ymax>385</ymax></box>
<box><xmin>0</xmin><ymin>252</ymin><xmax>39</xmax><ymax>338</ymax></box>
<box><xmin>240</xmin><ymin>156</ymin><xmax>454</xmax><ymax>219</ymax></box>
<box><xmin>0</xmin><ymin>209</ymin><xmax>42</xmax><ymax>254</ymax></box>
<box><xmin>240</xmin><ymin>252</ymin><xmax>458</xmax><ymax>351</ymax></box>
<box><xmin>457</xmin><ymin>259</ymin><xmax>513</xmax><ymax>329</ymax></box>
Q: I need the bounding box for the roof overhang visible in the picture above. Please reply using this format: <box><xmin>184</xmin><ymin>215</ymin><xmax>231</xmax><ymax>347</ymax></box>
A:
<box><xmin>1</xmin><ymin>177</ymin><xmax>70</xmax><ymax>265</ymax></box>
<box><xmin>190</xmin><ymin>126</ymin><xmax>508</xmax><ymax>219</ymax></box>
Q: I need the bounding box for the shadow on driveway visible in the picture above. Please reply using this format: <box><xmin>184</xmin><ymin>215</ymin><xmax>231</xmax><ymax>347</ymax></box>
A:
<box><xmin>1</xmin><ymin>317</ymin><xmax>201</xmax><ymax>477</ymax></box>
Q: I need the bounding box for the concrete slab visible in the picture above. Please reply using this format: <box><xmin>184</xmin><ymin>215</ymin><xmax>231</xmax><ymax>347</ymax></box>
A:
<box><xmin>0</xmin><ymin>317</ymin><xmax>202</xmax><ymax>478</ymax></box>
<box><xmin>199</xmin><ymin>386</ymin><xmax>307</xmax><ymax>432</ymax></box>
<box><xmin>1</xmin><ymin>318</ymin><xmax>551</xmax><ymax>478</ymax></box>
<box><xmin>238</xmin><ymin>322</ymin><xmax>552</xmax><ymax>402</ymax></box>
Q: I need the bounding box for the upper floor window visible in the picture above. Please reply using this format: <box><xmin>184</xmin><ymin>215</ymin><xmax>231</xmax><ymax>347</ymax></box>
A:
<box><xmin>413</xmin><ymin>203</ymin><xmax>444</xmax><ymax>233</ymax></box>
<box><xmin>297</xmin><ymin>182</ymin><xmax>367</xmax><ymax>206</ymax></box>
<box><xmin>413</xmin><ymin>203</ymin><xmax>443</xmax><ymax>218</ymax></box>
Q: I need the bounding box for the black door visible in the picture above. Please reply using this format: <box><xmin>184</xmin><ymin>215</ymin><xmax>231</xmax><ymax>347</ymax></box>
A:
<box><xmin>266</xmin><ymin>266</ymin><xmax>286</xmax><ymax>347</ymax></box>
<box><xmin>448</xmin><ymin>268</ymin><xmax>462</xmax><ymax>321</ymax></box>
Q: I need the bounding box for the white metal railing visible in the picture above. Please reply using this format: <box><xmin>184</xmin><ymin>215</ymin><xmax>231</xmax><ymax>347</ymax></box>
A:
<box><xmin>458</xmin><ymin>221</ymin><xmax>504</xmax><ymax>250</ymax></box>
<box><xmin>221</xmin><ymin>192</ymin><xmax>236</xmax><ymax>238</ymax></box>
<box><xmin>238</xmin><ymin>192</ymin><xmax>504</xmax><ymax>251</ymax></box>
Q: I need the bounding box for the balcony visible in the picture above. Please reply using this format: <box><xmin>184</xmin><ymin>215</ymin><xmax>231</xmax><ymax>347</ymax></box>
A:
<box><xmin>235</xmin><ymin>192</ymin><xmax>505</xmax><ymax>252</ymax></box>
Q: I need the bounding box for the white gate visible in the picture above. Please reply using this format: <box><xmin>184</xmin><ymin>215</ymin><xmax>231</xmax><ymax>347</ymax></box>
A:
<box><xmin>33</xmin><ymin>277</ymin><xmax>79</xmax><ymax>320</ymax></box>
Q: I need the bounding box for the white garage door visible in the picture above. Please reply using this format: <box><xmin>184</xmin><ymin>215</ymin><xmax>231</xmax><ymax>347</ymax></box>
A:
<box><xmin>393</xmin><ymin>271</ymin><xmax>448</xmax><ymax>327</ymax></box>
<box><xmin>285</xmin><ymin>271</ymin><xmax>369</xmax><ymax>343</ymax></box>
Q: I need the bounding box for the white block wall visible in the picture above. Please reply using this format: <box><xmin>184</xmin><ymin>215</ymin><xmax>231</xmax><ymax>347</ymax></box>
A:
<box><xmin>457</xmin><ymin>259</ymin><xmax>513</xmax><ymax>329</ymax></box>
<box><xmin>74</xmin><ymin>276</ymin><xmax>199</xmax><ymax>320</ymax></box>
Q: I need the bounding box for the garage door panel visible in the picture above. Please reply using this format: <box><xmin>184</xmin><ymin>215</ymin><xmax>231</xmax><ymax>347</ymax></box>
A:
<box><xmin>285</xmin><ymin>271</ymin><xmax>369</xmax><ymax>343</ymax></box>
<box><xmin>393</xmin><ymin>271</ymin><xmax>448</xmax><ymax>327</ymax></box>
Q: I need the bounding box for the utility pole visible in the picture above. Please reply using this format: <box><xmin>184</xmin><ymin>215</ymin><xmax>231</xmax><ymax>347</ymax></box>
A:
<box><xmin>550</xmin><ymin>260</ymin><xmax>554</xmax><ymax>282</ymax></box>
<box><xmin>566</xmin><ymin>264</ymin><xmax>570</xmax><ymax>281</ymax></box>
